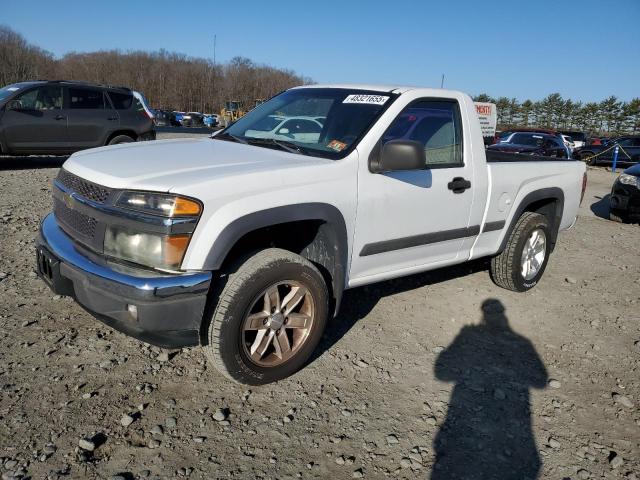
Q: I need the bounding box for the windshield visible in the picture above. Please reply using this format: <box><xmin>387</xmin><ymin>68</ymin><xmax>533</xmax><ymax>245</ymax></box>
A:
<box><xmin>220</xmin><ymin>88</ymin><xmax>396</xmax><ymax>159</ymax></box>
<box><xmin>0</xmin><ymin>83</ymin><xmax>30</xmax><ymax>102</ymax></box>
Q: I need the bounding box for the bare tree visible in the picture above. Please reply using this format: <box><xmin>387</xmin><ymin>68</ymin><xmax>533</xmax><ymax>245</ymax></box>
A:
<box><xmin>0</xmin><ymin>25</ymin><xmax>310</xmax><ymax>113</ymax></box>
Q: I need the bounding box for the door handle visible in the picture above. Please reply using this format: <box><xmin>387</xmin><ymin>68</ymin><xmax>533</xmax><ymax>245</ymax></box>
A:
<box><xmin>55</xmin><ymin>114</ymin><xmax>66</xmax><ymax>120</ymax></box>
<box><xmin>107</xmin><ymin>116</ymin><xmax>118</xmax><ymax>121</ymax></box>
<box><xmin>447</xmin><ymin>177</ymin><xmax>471</xmax><ymax>193</ymax></box>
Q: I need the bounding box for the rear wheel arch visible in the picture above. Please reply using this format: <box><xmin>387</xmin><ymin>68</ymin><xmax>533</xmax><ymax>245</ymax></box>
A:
<box><xmin>203</xmin><ymin>203</ymin><xmax>348</xmax><ymax>316</ymax></box>
<box><xmin>497</xmin><ymin>188</ymin><xmax>564</xmax><ymax>255</ymax></box>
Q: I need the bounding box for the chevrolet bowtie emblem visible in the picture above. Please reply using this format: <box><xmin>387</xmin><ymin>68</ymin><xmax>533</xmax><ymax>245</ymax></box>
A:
<box><xmin>63</xmin><ymin>192</ymin><xmax>74</xmax><ymax>209</ymax></box>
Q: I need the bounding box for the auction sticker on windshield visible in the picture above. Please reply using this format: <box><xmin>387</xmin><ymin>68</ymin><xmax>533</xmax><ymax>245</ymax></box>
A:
<box><xmin>327</xmin><ymin>139</ymin><xmax>347</xmax><ymax>152</ymax></box>
<box><xmin>343</xmin><ymin>94</ymin><xmax>389</xmax><ymax>105</ymax></box>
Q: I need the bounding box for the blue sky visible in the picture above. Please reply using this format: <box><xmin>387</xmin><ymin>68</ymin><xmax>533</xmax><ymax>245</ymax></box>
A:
<box><xmin>4</xmin><ymin>0</ymin><xmax>639</xmax><ymax>102</ymax></box>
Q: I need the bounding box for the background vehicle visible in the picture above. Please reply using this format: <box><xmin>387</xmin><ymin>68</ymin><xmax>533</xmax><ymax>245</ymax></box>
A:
<box><xmin>181</xmin><ymin>112</ymin><xmax>205</xmax><ymax>127</ymax></box>
<box><xmin>575</xmin><ymin>136</ymin><xmax>640</xmax><ymax>165</ymax></box>
<box><xmin>561</xmin><ymin>134</ymin><xmax>575</xmax><ymax>153</ymax></box>
<box><xmin>170</xmin><ymin>111</ymin><xmax>185</xmax><ymax>126</ymax></box>
<box><xmin>220</xmin><ymin>100</ymin><xmax>244</xmax><ymax>127</ymax></box>
<box><xmin>203</xmin><ymin>114</ymin><xmax>218</xmax><ymax>128</ymax></box>
<box><xmin>489</xmin><ymin>132</ymin><xmax>569</xmax><ymax>157</ymax></box>
<box><xmin>560</xmin><ymin>130</ymin><xmax>587</xmax><ymax>149</ymax></box>
<box><xmin>497</xmin><ymin>127</ymin><xmax>557</xmax><ymax>141</ymax></box>
<box><xmin>609</xmin><ymin>164</ymin><xmax>640</xmax><ymax>223</ymax></box>
<box><xmin>132</xmin><ymin>91</ymin><xmax>155</xmax><ymax>121</ymax></box>
<box><xmin>36</xmin><ymin>85</ymin><xmax>585</xmax><ymax>385</ymax></box>
<box><xmin>0</xmin><ymin>80</ymin><xmax>155</xmax><ymax>154</ymax></box>
<box><xmin>153</xmin><ymin>109</ymin><xmax>172</xmax><ymax>127</ymax></box>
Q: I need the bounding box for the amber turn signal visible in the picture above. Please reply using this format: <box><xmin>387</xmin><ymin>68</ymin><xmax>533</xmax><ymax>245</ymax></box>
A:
<box><xmin>173</xmin><ymin>197</ymin><xmax>201</xmax><ymax>216</ymax></box>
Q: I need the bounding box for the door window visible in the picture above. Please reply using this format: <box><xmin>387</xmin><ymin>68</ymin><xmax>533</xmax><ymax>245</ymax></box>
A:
<box><xmin>13</xmin><ymin>86</ymin><xmax>63</xmax><ymax>111</ymax></box>
<box><xmin>383</xmin><ymin>100</ymin><xmax>463</xmax><ymax>168</ymax></box>
<box><xmin>69</xmin><ymin>88</ymin><xmax>105</xmax><ymax>109</ymax></box>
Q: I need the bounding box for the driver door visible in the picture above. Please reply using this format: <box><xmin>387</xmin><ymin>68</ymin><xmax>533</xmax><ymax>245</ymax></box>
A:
<box><xmin>3</xmin><ymin>85</ymin><xmax>68</xmax><ymax>153</ymax></box>
<box><xmin>350</xmin><ymin>99</ymin><xmax>477</xmax><ymax>282</ymax></box>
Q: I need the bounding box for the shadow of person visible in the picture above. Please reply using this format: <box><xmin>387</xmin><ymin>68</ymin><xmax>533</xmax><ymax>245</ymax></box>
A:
<box><xmin>590</xmin><ymin>193</ymin><xmax>611</xmax><ymax>220</ymax></box>
<box><xmin>431</xmin><ymin>299</ymin><xmax>548</xmax><ymax>480</ymax></box>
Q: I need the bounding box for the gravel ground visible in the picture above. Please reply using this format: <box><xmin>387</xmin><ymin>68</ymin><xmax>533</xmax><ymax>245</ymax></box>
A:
<box><xmin>0</xmin><ymin>143</ymin><xmax>638</xmax><ymax>479</ymax></box>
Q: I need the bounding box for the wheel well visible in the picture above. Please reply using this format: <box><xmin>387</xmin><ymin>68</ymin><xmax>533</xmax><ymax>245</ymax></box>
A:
<box><xmin>521</xmin><ymin>197</ymin><xmax>561</xmax><ymax>250</ymax></box>
<box><xmin>524</xmin><ymin>198</ymin><xmax>557</xmax><ymax>225</ymax></box>
<box><xmin>220</xmin><ymin>220</ymin><xmax>340</xmax><ymax>313</ymax></box>
<box><xmin>497</xmin><ymin>189</ymin><xmax>565</xmax><ymax>255</ymax></box>
<box><xmin>106</xmin><ymin>130</ymin><xmax>137</xmax><ymax>144</ymax></box>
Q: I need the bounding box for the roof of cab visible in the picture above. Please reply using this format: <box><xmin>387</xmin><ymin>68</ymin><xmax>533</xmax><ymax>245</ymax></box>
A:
<box><xmin>290</xmin><ymin>84</ymin><xmax>416</xmax><ymax>94</ymax></box>
<box><xmin>289</xmin><ymin>83</ymin><xmax>466</xmax><ymax>97</ymax></box>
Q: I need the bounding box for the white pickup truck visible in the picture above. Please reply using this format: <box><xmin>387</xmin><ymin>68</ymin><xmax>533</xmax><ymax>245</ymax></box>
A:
<box><xmin>36</xmin><ymin>85</ymin><xmax>587</xmax><ymax>385</ymax></box>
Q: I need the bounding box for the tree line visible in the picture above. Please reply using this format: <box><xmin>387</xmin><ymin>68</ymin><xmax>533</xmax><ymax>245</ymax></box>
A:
<box><xmin>474</xmin><ymin>92</ymin><xmax>640</xmax><ymax>135</ymax></box>
<box><xmin>0</xmin><ymin>25</ymin><xmax>311</xmax><ymax>113</ymax></box>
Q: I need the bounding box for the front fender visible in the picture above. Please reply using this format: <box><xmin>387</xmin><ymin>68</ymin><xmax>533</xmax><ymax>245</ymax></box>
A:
<box><xmin>195</xmin><ymin>203</ymin><xmax>349</xmax><ymax>315</ymax></box>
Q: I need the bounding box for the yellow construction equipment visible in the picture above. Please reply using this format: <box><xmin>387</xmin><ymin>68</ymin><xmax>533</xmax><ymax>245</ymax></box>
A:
<box><xmin>220</xmin><ymin>101</ymin><xmax>244</xmax><ymax>127</ymax></box>
<box><xmin>219</xmin><ymin>99</ymin><xmax>267</xmax><ymax>127</ymax></box>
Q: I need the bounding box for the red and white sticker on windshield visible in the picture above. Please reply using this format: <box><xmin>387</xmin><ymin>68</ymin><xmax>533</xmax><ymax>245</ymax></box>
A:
<box><xmin>343</xmin><ymin>94</ymin><xmax>389</xmax><ymax>105</ymax></box>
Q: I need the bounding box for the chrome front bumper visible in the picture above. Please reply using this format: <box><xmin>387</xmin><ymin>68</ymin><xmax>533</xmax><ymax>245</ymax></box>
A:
<box><xmin>36</xmin><ymin>214</ymin><xmax>212</xmax><ymax>347</ymax></box>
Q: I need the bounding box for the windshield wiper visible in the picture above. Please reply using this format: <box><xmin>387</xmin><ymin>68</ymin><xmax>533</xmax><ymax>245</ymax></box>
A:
<box><xmin>213</xmin><ymin>132</ymin><xmax>248</xmax><ymax>144</ymax></box>
<box><xmin>246</xmin><ymin>138</ymin><xmax>308</xmax><ymax>155</ymax></box>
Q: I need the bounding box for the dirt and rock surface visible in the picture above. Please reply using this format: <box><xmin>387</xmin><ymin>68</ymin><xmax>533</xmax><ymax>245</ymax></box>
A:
<box><xmin>0</xmin><ymin>139</ymin><xmax>638</xmax><ymax>479</ymax></box>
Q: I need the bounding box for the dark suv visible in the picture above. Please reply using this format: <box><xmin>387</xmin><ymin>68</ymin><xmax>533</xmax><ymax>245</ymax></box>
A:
<box><xmin>0</xmin><ymin>81</ymin><xmax>155</xmax><ymax>155</ymax></box>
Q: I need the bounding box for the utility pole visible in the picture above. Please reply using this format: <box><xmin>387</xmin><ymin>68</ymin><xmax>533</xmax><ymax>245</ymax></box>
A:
<box><xmin>440</xmin><ymin>74</ymin><xmax>445</xmax><ymax>88</ymax></box>
<box><xmin>212</xmin><ymin>35</ymin><xmax>217</xmax><ymax>113</ymax></box>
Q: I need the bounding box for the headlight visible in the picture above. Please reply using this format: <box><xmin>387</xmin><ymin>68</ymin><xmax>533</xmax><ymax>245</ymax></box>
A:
<box><xmin>618</xmin><ymin>173</ymin><xmax>639</xmax><ymax>187</ymax></box>
<box><xmin>104</xmin><ymin>226</ymin><xmax>190</xmax><ymax>270</ymax></box>
<box><xmin>116</xmin><ymin>191</ymin><xmax>201</xmax><ymax>217</ymax></box>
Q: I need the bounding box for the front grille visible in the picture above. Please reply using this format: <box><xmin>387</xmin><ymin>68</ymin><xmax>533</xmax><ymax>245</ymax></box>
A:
<box><xmin>53</xmin><ymin>198</ymin><xmax>97</xmax><ymax>239</ymax></box>
<box><xmin>56</xmin><ymin>169</ymin><xmax>111</xmax><ymax>204</ymax></box>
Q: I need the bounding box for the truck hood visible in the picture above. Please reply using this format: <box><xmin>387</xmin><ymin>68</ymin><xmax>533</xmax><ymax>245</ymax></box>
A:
<box><xmin>63</xmin><ymin>137</ymin><xmax>331</xmax><ymax>192</ymax></box>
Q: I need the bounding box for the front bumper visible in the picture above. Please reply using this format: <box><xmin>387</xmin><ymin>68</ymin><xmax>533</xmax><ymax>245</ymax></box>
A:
<box><xmin>36</xmin><ymin>214</ymin><xmax>211</xmax><ymax>348</ymax></box>
<box><xmin>610</xmin><ymin>182</ymin><xmax>640</xmax><ymax>219</ymax></box>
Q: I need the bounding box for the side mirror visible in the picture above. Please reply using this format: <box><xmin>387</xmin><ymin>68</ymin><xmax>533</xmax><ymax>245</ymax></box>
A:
<box><xmin>278</xmin><ymin>128</ymin><xmax>290</xmax><ymax>134</ymax></box>
<box><xmin>7</xmin><ymin>100</ymin><xmax>21</xmax><ymax>110</ymax></box>
<box><xmin>371</xmin><ymin>139</ymin><xmax>425</xmax><ymax>173</ymax></box>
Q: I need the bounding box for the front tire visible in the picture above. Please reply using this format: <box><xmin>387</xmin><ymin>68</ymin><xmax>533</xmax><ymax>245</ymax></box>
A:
<box><xmin>204</xmin><ymin>248</ymin><xmax>329</xmax><ymax>385</ymax></box>
<box><xmin>490</xmin><ymin>212</ymin><xmax>551</xmax><ymax>292</ymax></box>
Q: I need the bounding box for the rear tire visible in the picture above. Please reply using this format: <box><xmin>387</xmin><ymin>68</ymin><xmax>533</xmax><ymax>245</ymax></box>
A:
<box><xmin>108</xmin><ymin>135</ymin><xmax>135</xmax><ymax>145</ymax></box>
<box><xmin>203</xmin><ymin>248</ymin><xmax>329</xmax><ymax>385</ymax></box>
<box><xmin>490</xmin><ymin>212</ymin><xmax>551</xmax><ymax>292</ymax></box>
